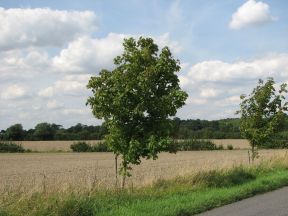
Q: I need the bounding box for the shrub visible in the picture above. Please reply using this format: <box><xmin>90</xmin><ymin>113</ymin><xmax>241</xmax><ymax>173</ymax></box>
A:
<box><xmin>176</xmin><ymin>139</ymin><xmax>220</xmax><ymax>151</ymax></box>
<box><xmin>227</xmin><ymin>144</ymin><xmax>234</xmax><ymax>150</ymax></box>
<box><xmin>70</xmin><ymin>142</ymin><xmax>111</xmax><ymax>152</ymax></box>
<box><xmin>258</xmin><ymin>139</ymin><xmax>288</xmax><ymax>149</ymax></box>
<box><xmin>70</xmin><ymin>142</ymin><xmax>92</xmax><ymax>152</ymax></box>
<box><xmin>92</xmin><ymin>142</ymin><xmax>111</xmax><ymax>152</ymax></box>
<box><xmin>218</xmin><ymin>144</ymin><xmax>224</xmax><ymax>150</ymax></box>
<box><xmin>0</xmin><ymin>142</ymin><xmax>26</xmax><ymax>153</ymax></box>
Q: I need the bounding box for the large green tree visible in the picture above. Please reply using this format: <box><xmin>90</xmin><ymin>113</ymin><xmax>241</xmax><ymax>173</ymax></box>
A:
<box><xmin>5</xmin><ymin>124</ymin><xmax>24</xmax><ymax>141</ymax></box>
<box><xmin>33</xmin><ymin>123</ymin><xmax>59</xmax><ymax>140</ymax></box>
<box><xmin>237</xmin><ymin>78</ymin><xmax>288</xmax><ymax>161</ymax></box>
<box><xmin>87</xmin><ymin>37</ymin><xmax>188</xmax><ymax>186</ymax></box>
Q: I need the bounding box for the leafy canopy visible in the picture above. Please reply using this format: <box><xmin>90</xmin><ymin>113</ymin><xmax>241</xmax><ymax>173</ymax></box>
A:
<box><xmin>237</xmin><ymin>78</ymin><xmax>288</xmax><ymax>157</ymax></box>
<box><xmin>87</xmin><ymin>37</ymin><xmax>187</xmax><ymax>175</ymax></box>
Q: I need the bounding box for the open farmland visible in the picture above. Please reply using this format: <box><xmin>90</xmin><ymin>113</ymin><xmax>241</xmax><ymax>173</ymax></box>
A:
<box><xmin>211</xmin><ymin>139</ymin><xmax>250</xmax><ymax>149</ymax></box>
<box><xmin>0</xmin><ymin>150</ymin><xmax>286</xmax><ymax>194</ymax></box>
<box><xmin>15</xmin><ymin>139</ymin><xmax>250</xmax><ymax>152</ymax></box>
<box><xmin>15</xmin><ymin>140</ymin><xmax>102</xmax><ymax>152</ymax></box>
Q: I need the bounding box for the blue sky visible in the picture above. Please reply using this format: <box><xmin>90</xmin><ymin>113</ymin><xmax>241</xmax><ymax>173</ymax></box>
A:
<box><xmin>0</xmin><ymin>0</ymin><xmax>287</xmax><ymax>129</ymax></box>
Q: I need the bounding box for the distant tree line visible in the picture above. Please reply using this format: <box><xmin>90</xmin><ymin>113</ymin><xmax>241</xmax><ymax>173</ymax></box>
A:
<box><xmin>172</xmin><ymin>118</ymin><xmax>242</xmax><ymax>139</ymax></box>
<box><xmin>1</xmin><ymin>117</ymin><xmax>288</xmax><ymax>141</ymax></box>
<box><xmin>0</xmin><ymin>123</ymin><xmax>107</xmax><ymax>141</ymax></box>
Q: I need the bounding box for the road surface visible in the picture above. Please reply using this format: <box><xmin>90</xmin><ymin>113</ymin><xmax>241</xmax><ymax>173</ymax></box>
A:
<box><xmin>197</xmin><ymin>187</ymin><xmax>288</xmax><ymax>216</ymax></box>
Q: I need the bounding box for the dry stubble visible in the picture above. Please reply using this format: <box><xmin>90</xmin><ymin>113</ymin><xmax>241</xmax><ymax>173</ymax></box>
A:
<box><xmin>0</xmin><ymin>149</ymin><xmax>287</xmax><ymax>194</ymax></box>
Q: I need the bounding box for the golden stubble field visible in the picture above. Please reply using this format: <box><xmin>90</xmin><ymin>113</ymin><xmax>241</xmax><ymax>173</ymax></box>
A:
<box><xmin>0</xmin><ymin>149</ymin><xmax>286</xmax><ymax>194</ymax></box>
<box><xmin>15</xmin><ymin>140</ymin><xmax>102</xmax><ymax>152</ymax></box>
<box><xmin>15</xmin><ymin>139</ymin><xmax>250</xmax><ymax>152</ymax></box>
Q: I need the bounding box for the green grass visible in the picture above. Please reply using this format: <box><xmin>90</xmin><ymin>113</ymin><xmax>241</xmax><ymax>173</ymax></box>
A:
<box><xmin>1</xmin><ymin>159</ymin><xmax>288</xmax><ymax>216</ymax></box>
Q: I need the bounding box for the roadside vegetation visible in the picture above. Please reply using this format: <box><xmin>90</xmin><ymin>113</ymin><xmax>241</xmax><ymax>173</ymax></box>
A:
<box><xmin>1</xmin><ymin>157</ymin><xmax>288</xmax><ymax>216</ymax></box>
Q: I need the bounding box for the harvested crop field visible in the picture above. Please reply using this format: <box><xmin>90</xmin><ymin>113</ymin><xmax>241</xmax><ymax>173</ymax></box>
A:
<box><xmin>0</xmin><ymin>150</ymin><xmax>286</xmax><ymax>194</ymax></box>
<box><xmin>15</xmin><ymin>140</ymin><xmax>101</xmax><ymax>152</ymax></box>
<box><xmin>15</xmin><ymin>139</ymin><xmax>249</xmax><ymax>152</ymax></box>
<box><xmin>211</xmin><ymin>139</ymin><xmax>250</xmax><ymax>149</ymax></box>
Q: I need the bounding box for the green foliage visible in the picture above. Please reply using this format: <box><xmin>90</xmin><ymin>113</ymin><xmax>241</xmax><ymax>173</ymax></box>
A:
<box><xmin>0</xmin><ymin>209</ymin><xmax>9</xmax><ymax>216</ymax></box>
<box><xmin>173</xmin><ymin>118</ymin><xmax>241</xmax><ymax>139</ymax></box>
<box><xmin>33</xmin><ymin>123</ymin><xmax>60</xmax><ymax>140</ymax></box>
<box><xmin>227</xmin><ymin>144</ymin><xmax>234</xmax><ymax>150</ymax></box>
<box><xmin>70</xmin><ymin>140</ymin><xmax>225</xmax><ymax>152</ymax></box>
<box><xmin>259</xmin><ymin>139</ymin><xmax>288</xmax><ymax>149</ymax></box>
<box><xmin>4</xmin><ymin>115</ymin><xmax>288</xmax><ymax>142</ymax></box>
<box><xmin>0</xmin><ymin>123</ymin><xmax>107</xmax><ymax>141</ymax></box>
<box><xmin>87</xmin><ymin>37</ymin><xmax>187</xmax><ymax>180</ymax></box>
<box><xmin>0</xmin><ymin>142</ymin><xmax>26</xmax><ymax>153</ymax></box>
<box><xmin>176</xmin><ymin>139</ymin><xmax>221</xmax><ymax>151</ymax></box>
<box><xmin>4</xmin><ymin>124</ymin><xmax>24</xmax><ymax>141</ymax></box>
<box><xmin>70</xmin><ymin>142</ymin><xmax>92</xmax><ymax>152</ymax></box>
<box><xmin>70</xmin><ymin>140</ymin><xmax>227</xmax><ymax>152</ymax></box>
<box><xmin>58</xmin><ymin>198</ymin><xmax>95</xmax><ymax>216</ymax></box>
<box><xmin>92</xmin><ymin>142</ymin><xmax>111</xmax><ymax>152</ymax></box>
<box><xmin>237</xmin><ymin>78</ymin><xmax>288</xmax><ymax>160</ymax></box>
<box><xmin>70</xmin><ymin>142</ymin><xmax>111</xmax><ymax>152</ymax></box>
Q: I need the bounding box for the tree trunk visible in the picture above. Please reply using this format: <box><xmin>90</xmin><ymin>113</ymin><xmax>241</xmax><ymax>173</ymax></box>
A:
<box><xmin>122</xmin><ymin>161</ymin><xmax>127</xmax><ymax>189</ymax></box>
<box><xmin>115</xmin><ymin>155</ymin><xmax>118</xmax><ymax>187</ymax></box>
<box><xmin>251</xmin><ymin>144</ymin><xmax>255</xmax><ymax>163</ymax></box>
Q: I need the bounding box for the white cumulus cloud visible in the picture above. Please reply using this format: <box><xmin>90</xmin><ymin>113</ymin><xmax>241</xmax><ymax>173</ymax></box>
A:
<box><xmin>53</xmin><ymin>32</ymin><xmax>182</xmax><ymax>74</ymax></box>
<box><xmin>38</xmin><ymin>74</ymin><xmax>92</xmax><ymax>98</ymax></box>
<box><xmin>200</xmin><ymin>88</ymin><xmax>220</xmax><ymax>98</ymax></box>
<box><xmin>53</xmin><ymin>33</ymin><xmax>126</xmax><ymax>73</ymax></box>
<box><xmin>179</xmin><ymin>53</ymin><xmax>288</xmax><ymax>120</ymax></box>
<box><xmin>47</xmin><ymin>100</ymin><xmax>64</xmax><ymax>109</ymax></box>
<box><xmin>229</xmin><ymin>0</ymin><xmax>276</xmax><ymax>30</ymax></box>
<box><xmin>63</xmin><ymin>108</ymin><xmax>90</xmax><ymax>115</ymax></box>
<box><xmin>1</xmin><ymin>84</ymin><xmax>27</xmax><ymax>100</ymax></box>
<box><xmin>0</xmin><ymin>7</ymin><xmax>98</xmax><ymax>50</ymax></box>
<box><xmin>187</xmin><ymin>53</ymin><xmax>288</xmax><ymax>82</ymax></box>
<box><xmin>0</xmin><ymin>49</ymin><xmax>50</xmax><ymax>82</ymax></box>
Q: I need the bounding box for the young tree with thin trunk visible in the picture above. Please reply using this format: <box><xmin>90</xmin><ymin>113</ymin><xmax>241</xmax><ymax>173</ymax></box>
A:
<box><xmin>87</xmin><ymin>37</ymin><xmax>187</xmax><ymax>187</ymax></box>
<box><xmin>237</xmin><ymin>78</ymin><xmax>288</xmax><ymax>162</ymax></box>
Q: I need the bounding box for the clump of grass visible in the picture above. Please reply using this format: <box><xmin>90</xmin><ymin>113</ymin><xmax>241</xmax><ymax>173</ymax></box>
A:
<box><xmin>192</xmin><ymin>166</ymin><xmax>255</xmax><ymax>187</ymax></box>
<box><xmin>58</xmin><ymin>197</ymin><xmax>96</xmax><ymax>216</ymax></box>
<box><xmin>0</xmin><ymin>209</ymin><xmax>10</xmax><ymax>216</ymax></box>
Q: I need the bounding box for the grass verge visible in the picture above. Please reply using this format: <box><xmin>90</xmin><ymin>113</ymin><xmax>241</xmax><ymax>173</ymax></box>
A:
<box><xmin>1</xmin><ymin>158</ymin><xmax>288</xmax><ymax>216</ymax></box>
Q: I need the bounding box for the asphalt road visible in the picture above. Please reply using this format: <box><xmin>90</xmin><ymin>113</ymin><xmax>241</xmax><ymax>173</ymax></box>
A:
<box><xmin>197</xmin><ymin>187</ymin><xmax>288</xmax><ymax>216</ymax></box>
